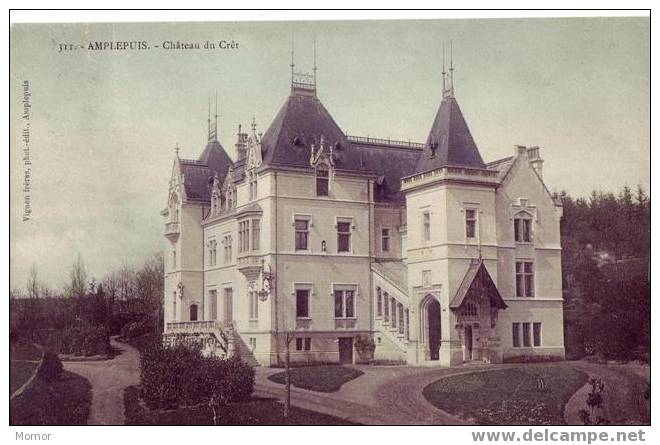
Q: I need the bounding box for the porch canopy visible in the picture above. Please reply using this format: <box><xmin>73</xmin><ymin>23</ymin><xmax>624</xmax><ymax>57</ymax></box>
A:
<box><xmin>449</xmin><ymin>259</ymin><xmax>507</xmax><ymax>310</ymax></box>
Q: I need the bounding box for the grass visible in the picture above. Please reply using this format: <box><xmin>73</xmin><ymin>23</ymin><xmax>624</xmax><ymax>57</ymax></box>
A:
<box><xmin>10</xmin><ymin>342</ymin><xmax>42</xmax><ymax>361</ymax></box>
<box><xmin>10</xmin><ymin>342</ymin><xmax>43</xmax><ymax>395</ymax></box>
<box><xmin>10</xmin><ymin>370</ymin><xmax>92</xmax><ymax>425</ymax></box>
<box><xmin>124</xmin><ymin>386</ymin><xmax>358</xmax><ymax>425</ymax></box>
<box><xmin>10</xmin><ymin>361</ymin><xmax>40</xmax><ymax>394</ymax></box>
<box><xmin>423</xmin><ymin>363</ymin><xmax>588</xmax><ymax>425</ymax></box>
<box><xmin>267</xmin><ymin>365</ymin><xmax>364</xmax><ymax>393</ymax></box>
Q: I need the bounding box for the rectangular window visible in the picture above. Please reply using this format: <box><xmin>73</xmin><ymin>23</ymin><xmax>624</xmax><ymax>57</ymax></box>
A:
<box><xmin>208</xmin><ymin>239</ymin><xmax>217</xmax><ymax>267</ymax></box>
<box><xmin>376</xmin><ymin>288</ymin><xmax>383</xmax><ymax>317</ymax></box>
<box><xmin>398</xmin><ymin>304</ymin><xmax>404</xmax><ymax>334</ymax></box>
<box><xmin>522</xmin><ymin>322</ymin><xmax>531</xmax><ymax>347</ymax></box>
<box><xmin>295</xmin><ymin>219</ymin><xmax>309</xmax><ymax>250</ymax></box>
<box><xmin>337</xmin><ymin>221</ymin><xmax>351</xmax><ymax>253</ymax></box>
<box><xmin>252</xmin><ymin>219</ymin><xmax>260</xmax><ymax>251</ymax></box>
<box><xmin>249</xmin><ymin>291</ymin><xmax>259</xmax><ymax>320</ymax></box>
<box><xmin>383</xmin><ymin>292</ymin><xmax>389</xmax><ymax>322</ymax></box>
<box><xmin>514</xmin><ymin>216</ymin><xmax>533</xmax><ymax>242</ymax></box>
<box><xmin>249</xmin><ymin>337</ymin><xmax>256</xmax><ymax>351</ymax></box>
<box><xmin>381</xmin><ymin>228</ymin><xmax>390</xmax><ymax>252</ymax></box>
<box><xmin>533</xmin><ymin>322</ymin><xmax>542</xmax><ymax>347</ymax></box>
<box><xmin>238</xmin><ymin>221</ymin><xmax>250</xmax><ymax>253</ymax></box>
<box><xmin>334</xmin><ymin>288</ymin><xmax>356</xmax><ymax>318</ymax></box>
<box><xmin>390</xmin><ymin>297</ymin><xmax>397</xmax><ymax>328</ymax></box>
<box><xmin>304</xmin><ymin>337</ymin><xmax>311</xmax><ymax>351</ymax></box>
<box><xmin>296</xmin><ymin>337</ymin><xmax>303</xmax><ymax>351</ymax></box>
<box><xmin>423</xmin><ymin>212</ymin><xmax>431</xmax><ymax>241</ymax></box>
<box><xmin>223</xmin><ymin>234</ymin><xmax>232</xmax><ymax>263</ymax></box>
<box><xmin>512</xmin><ymin>322</ymin><xmax>520</xmax><ymax>347</ymax></box>
<box><xmin>465</xmin><ymin>209</ymin><xmax>477</xmax><ymax>238</ymax></box>
<box><xmin>316</xmin><ymin>168</ymin><xmax>329</xmax><ymax>196</ymax></box>
<box><xmin>208</xmin><ymin>290</ymin><xmax>217</xmax><ymax>320</ymax></box>
<box><xmin>296</xmin><ymin>289</ymin><xmax>310</xmax><ymax>318</ymax></box>
<box><xmin>405</xmin><ymin>309</ymin><xmax>410</xmax><ymax>340</ymax></box>
<box><xmin>172</xmin><ymin>250</ymin><xmax>176</xmax><ymax>269</ymax></box>
<box><xmin>515</xmin><ymin>261</ymin><xmax>534</xmax><ymax>297</ymax></box>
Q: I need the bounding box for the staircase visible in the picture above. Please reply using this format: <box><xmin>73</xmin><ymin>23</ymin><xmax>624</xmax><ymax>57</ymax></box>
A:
<box><xmin>372</xmin><ymin>261</ymin><xmax>410</xmax><ymax>358</ymax></box>
<box><xmin>163</xmin><ymin>320</ymin><xmax>233</xmax><ymax>358</ymax></box>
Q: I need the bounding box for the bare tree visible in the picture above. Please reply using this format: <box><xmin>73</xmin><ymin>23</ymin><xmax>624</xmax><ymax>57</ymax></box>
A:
<box><xmin>68</xmin><ymin>254</ymin><xmax>87</xmax><ymax>299</ymax></box>
<box><xmin>26</xmin><ymin>263</ymin><xmax>39</xmax><ymax>299</ymax></box>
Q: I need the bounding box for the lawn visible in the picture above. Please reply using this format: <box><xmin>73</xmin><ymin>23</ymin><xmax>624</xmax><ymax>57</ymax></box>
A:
<box><xmin>10</xmin><ymin>370</ymin><xmax>92</xmax><ymax>425</ymax></box>
<box><xmin>124</xmin><ymin>386</ymin><xmax>358</xmax><ymax>425</ymax></box>
<box><xmin>267</xmin><ymin>365</ymin><xmax>364</xmax><ymax>392</ymax></box>
<box><xmin>423</xmin><ymin>364</ymin><xmax>588</xmax><ymax>425</ymax></box>
<box><xmin>10</xmin><ymin>342</ymin><xmax>43</xmax><ymax>395</ymax></box>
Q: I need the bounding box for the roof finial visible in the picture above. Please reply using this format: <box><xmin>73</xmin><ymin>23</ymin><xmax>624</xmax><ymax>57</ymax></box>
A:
<box><xmin>213</xmin><ymin>90</ymin><xmax>219</xmax><ymax>141</ymax></box>
<box><xmin>251</xmin><ymin>117</ymin><xmax>257</xmax><ymax>135</ymax></box>
<box><xmin>449</xmin><ymin>40</ymin><xmax>455</xmax><ymax>97</ymax></box>
<box><xmin>174</xmin><ymin>142</ymin><xmax>180</xmax><ymax>157</ymax></box>
<box><xmin>290</xmin><ymin>32</ymin><xmax>295</xmax><ymax>85</ymax></box>
<box><xmin>442</xmin><ymin>42</ymin><xmax>447</xmax><ymax>98</ymax></box>
<box><xmin>313</xmin><ymin>33</ymin><xmax>318</xmax><ymax>88</ymax></box>
<box><xmin>207</xmin><ymin>97</ymin><xmax>211</xmax><ymax>138</ymax></box>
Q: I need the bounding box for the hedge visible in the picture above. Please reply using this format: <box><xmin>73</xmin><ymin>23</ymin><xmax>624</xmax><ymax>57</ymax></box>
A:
<box><xmin>37</xmin><ymin>352</ymin><xmax>63</xmax><ymax>383</ymax></box>
<box><xmin>60</xmin><ymin>325</ymin><xmax>110</xmax><ymax>357</ymax></box>
<box><xmin>140</xmin><ymin>343</ymin><xmax>254</xmax><ymax>410</ymax></box>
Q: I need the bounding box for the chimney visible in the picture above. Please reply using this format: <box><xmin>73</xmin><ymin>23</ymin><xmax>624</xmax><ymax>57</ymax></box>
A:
<box><xmin>526</xmin><ymin>146</ymin><xmax>544</xmax><ymax>178</ymax></box>
<box><xmin>235</xmin><ymin>124</ymin><xmax>248</xmax><ymax>161</ymax></box>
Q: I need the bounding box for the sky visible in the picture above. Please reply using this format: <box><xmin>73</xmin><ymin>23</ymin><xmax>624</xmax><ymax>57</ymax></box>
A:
<box><xmin>10</xmin><ymin>16</ymin><xmax>650</xmax><ymax>290</ymax></box>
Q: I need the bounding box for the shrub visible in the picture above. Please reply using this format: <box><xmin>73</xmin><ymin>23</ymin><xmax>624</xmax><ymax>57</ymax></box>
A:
<box><xmin>140</xmin><ymin>343</ymin><xmax>254</xmax><ymax>410</ymax></box>
<box><xmin>37</xmin><ymin>352</ymin><xmax>62</xmax><ymax>383</ymax></box>
<box><xmin>354</xmin><ymin>335</ymin><xmax>376</xmax><ymax>363</ymax></box>
<box><xmin>121</xmin><ymin>315</ymin><xmax>155</xmax><ymax>342</ymax></box>
<box><xmin>60</xmin><ymin>325</ymin><xmax>110</xmax><ymax>356</ymax></box>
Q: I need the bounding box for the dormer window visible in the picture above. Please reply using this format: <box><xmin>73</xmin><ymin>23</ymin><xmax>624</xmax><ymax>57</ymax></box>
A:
<box><xmin>316</xmin><ymin>166</ymin><xmax>329</xmax><ymax>196</ymax></box>
<box><xmin>514</xmin><ymin>212</ymin><xmax>533</xmax><ymax>243</ymax></box>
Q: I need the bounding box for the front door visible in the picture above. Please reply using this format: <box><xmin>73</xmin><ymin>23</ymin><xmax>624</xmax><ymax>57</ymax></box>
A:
<box><xmin>338</xmin><ymin>337</ymin><xmax>353</xmax><ymax>364</ymax></box>
<box><xmin>428</xmin><ymin>299</ymin><xmax>442</xmax><ymax>360</ymax></box>
<box><xmin>465</xmin><ymin>325</ymin><xmax>473</xmax><ymax>361</ymax></box>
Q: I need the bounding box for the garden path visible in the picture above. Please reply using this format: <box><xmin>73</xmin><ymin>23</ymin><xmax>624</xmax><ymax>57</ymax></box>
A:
<box><xmin>63</xmin><ymin>336</ymin><xmax>140</xmax><ymax>425</ymax></box>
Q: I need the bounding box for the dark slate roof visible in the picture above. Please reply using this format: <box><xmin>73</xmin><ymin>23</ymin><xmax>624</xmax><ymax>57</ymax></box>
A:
<box><xmin>350</xmin><ymin>142</ymin><xmax>422</xmax><ymax>201</ymax></box>
<box><xmin>178</xmin><ymin>138</ymin><xmax>234</xmax><ymax>202</ymax></box>
<box><xmin>179</xmin><ymin>160</ymin><xmax>214</xmax><ymax>201</ymax></box>
<box><xmin>415</xmin><ymin>96</ymin><xmax>486</xmax><ymax>174</ymax></box>
<box><xmin>261</xmin><ymin>90</ymin><xmax>356</xmax><ymax>169</ymax></box>
<box><xmin>199</xmin><ymin>139</ymin><xmax>234</xmax><ymax>183</ymax></box>
<box><xmin>259</xmin><ymin>89</ymin><xmax>423</xmax><ymax>201</ymax></box>
<box><xmin>450</xmin><ymin>259</ymin><xmax>507</xmax><ymax>310</ymax></box>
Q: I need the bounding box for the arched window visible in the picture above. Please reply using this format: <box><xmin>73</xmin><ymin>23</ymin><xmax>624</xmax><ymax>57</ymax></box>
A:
<box><xmin>190</xmin><ymin>304</ymin><xmax>198</xmax><ymax>321</ymax></box>
<box><xmin>462</xmin><ymin>302</ymin><xmax>478</xmax><ymax>318</ymax></box>
<box><xmin>514</xmin><ymin>211</ymin><xmax>533</xmax><ymax>243</ymax></box>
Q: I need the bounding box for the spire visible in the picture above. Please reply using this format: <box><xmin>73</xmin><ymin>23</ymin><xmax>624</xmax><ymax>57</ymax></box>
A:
<box><xmin>207</xmin><ymin>98</ymin><xmax>211</xmax><ymax>138</ymax></box>
<box><xmin>290</xmin><ymin>32</ymin><xmax>295</xmax><ymax>85</ymax></box>
<box><xmin>313</xmin><ymin>33</ymin><xmax>318</xmax><ymax>88</ymax></box>
<box><xmin>442</xmin><ymin>42</ymin><xmax>447</xmax><ymax>98</ymax></box>
<box><xmin>174</xmin><ymin>142</ymin><xmax>180</xmax><ymax>158</ymax></box>
<box><xmin>449</xmin><ymin>40</ymin><xmax>455</xmax><ymax>97</ymax></box>
<box><xmin>208</xmin><ymin>92</ymin><xmax>218</xmax><ymax>142</ymax></box>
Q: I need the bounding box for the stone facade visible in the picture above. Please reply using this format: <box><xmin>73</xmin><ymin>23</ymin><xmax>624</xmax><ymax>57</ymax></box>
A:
<box><xmin>162</xmin><ymin>68</ymin><xmax>565</xmax><ymax>367</ymax></box>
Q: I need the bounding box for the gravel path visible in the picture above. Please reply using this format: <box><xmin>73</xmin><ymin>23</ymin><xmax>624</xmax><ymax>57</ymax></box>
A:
<box><xmin>63</xmin><ymin>337</ymin><xmax>140</xmax><ymax>425</ymax></box>
<box><xmin>254</xmin><ymin>365</ymin><xmax>488</xmax><ymax>425</ymax></box>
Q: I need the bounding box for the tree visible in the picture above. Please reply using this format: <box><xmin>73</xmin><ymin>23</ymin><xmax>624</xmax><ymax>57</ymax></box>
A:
<box><xmin>26</xmin><ymin>264</ymin><xmax>39</xmax><ymax>299</ymax></box>
<box><xmin>68</xmin><ymin>254</ymin><xmax>87</xmax><ymax>299</ymax></box>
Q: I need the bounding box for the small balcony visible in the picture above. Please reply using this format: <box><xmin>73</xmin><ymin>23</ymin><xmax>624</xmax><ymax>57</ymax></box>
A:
<box><xmin>237</xmin><ymin>253</ymin><xmax>263</xmax><ymax>281</ymax></box>
<box><xmin>164</xmin><ymin>221</ymin><xmax>180</xmax><ymax>242</ymax></box>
